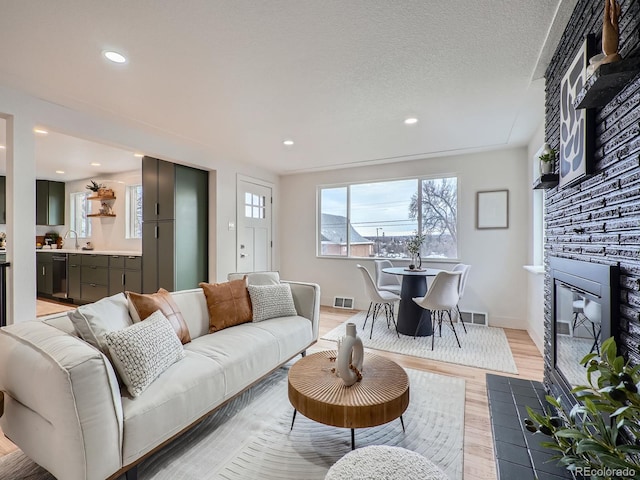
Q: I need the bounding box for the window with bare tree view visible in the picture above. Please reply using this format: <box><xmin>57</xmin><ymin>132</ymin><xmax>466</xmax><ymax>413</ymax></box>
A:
<box><xmin>318</xmin><ymin>176</ymin><xmax>457</xmax><ymax>259</ymax></box>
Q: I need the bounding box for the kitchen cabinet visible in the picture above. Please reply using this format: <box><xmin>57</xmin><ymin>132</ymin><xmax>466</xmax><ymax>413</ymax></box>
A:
<box><xmin>108</xmin><ymin>255</ymin><xmax>142</xmax><ymax>295</ymax></box>
<box><xmin>68</xmin><ymin>253</ymin><xmax>81</xmax><ymax>301</ymax></box>
<box><xmin>36</xmin><ymin>252</ymin><xmax>54</xmax><ymax>296</ymax></box>
<box><xmin>36</xmin><ymin>180</ymin><xmax>65</xmax><ymax>226</ymax></box>
<box><xmin>79</xmin><ymin>254</ymin><xmax>109</xmax><ymax>303</ymax></box>
<box><xmin>142</xmin><ymin>157</ymin><xmax>208</xmax><ymax>293</ymax></box>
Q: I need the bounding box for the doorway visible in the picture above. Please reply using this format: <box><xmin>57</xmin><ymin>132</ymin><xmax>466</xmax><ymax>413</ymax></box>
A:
<box><xmin>236</xmin><ymin>177</ymin><xmax>273</xmax><ymax>273</ymax></box>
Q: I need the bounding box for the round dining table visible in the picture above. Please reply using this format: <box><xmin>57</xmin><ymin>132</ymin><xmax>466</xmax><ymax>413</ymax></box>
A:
<box><xmin>382</xmin><ymin>267</ymin><xmax>443</xmax><ymax>336</ymax></box>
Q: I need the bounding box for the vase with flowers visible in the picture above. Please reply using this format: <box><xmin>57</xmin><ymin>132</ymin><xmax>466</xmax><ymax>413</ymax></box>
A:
<box><xmin>406</xmin><ymin>232</ymin><xmax>425</xmax><ymax>270</ymax></box>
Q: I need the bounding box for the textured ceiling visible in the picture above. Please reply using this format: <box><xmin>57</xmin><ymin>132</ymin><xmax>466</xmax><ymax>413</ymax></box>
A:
<box><xmin>0</xmin><ymin>0</ymin><xmax>573</xmax><ymax>174</ymax></box>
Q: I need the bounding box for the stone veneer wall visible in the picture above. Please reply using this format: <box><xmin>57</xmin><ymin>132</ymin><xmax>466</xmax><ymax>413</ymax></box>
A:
<box><xmin>544</xmin><ymin>0</ymin><xmax>640</xmax><ymax>387</ymax></box>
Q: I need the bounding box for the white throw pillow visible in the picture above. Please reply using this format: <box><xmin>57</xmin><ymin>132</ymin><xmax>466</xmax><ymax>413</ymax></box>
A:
<box><xmin>227</xmin><ymin>271</ymin><xmax>281</xmax><ymax>285</ymax></box>
<box><xmin>247</xmin><ymin>283</ymin><xmax>297</xmax><ymax>322</ymax></box>
<box><xmin>67</xmin><ymin>293</ymin><xmax>132</xmax><ymax>355</ymax></box>
<box><xmin>104</xmin><ymin>310</ymin><xmax>185</xmax><ymax>397</ymax></box>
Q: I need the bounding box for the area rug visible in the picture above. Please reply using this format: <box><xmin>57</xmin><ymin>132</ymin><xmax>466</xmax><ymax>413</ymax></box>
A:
<box><xmin>0</xmin><ymin>358</ymin><xmax>465</xmax><ymax>480</ymax></box>
<box><xmin>322</xmin><ymin>311</ymin><xmax>518</xmax><ymax>374</ymax></box>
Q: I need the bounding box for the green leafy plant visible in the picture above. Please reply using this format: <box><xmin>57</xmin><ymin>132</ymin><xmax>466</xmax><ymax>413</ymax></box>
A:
<box><xmin>406</xmin><ymin>231</ymin><xmax>425</xmax><ymax>256</ymax></box>
<box><xmin>86</xmin><ymin>180</ymin><xmax>104</xmax><ymax>192</ymax></box>
<box><xmin>539</xmin><ymin>148</ymin><xmax>557</xmax><ymax>164</ymax></box>
<box><xmin>524</xmin><ymin>337</ymin><xmax>640</xmax><ymax>479</ymax></box>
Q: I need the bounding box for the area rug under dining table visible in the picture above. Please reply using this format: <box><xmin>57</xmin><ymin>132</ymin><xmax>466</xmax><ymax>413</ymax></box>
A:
<box><xmin>322</xmin><ymin>311</ymin><xmax>518</xmax><ymax>374</ymax></box>
<box><xmin>0</xmin><ymin>355</ymin><xmax>465</xmax><ymax>480</ymax></box>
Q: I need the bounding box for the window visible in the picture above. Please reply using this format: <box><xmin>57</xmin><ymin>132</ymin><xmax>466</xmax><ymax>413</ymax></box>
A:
<box><xmin>318</xmin><ymin>176</ymin><xmax>458</xmax><ymax>259</ymax></box>
<box><xmin>126</xmin><ymin>185</ymin><xmax>143</xmax><ymax>239</ymax></box>
<box><xmin>245</xmin><ymin>192</ymin><xmax>266</xmax><ymax>219</ymax></box>
<box><xmin>70</xmin><ymin>192</ymin><xmax>92</xmax><ymax>238</ymax></box>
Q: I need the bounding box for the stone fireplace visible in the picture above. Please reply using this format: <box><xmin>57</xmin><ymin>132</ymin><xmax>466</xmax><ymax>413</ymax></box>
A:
<box><xmin>543</xmin><ymin>0</ymin><xmax>640</xmax><ymax>391</ymax></box>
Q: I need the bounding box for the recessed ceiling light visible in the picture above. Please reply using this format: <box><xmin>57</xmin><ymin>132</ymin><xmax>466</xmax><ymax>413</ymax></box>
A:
<box><xmin>103</xmin><ymin>50</ymin><xmax>127</xmax><ymax>64</ymax></box>
<box><xmin>90</xmin><ymin>162</ymin><xmax>101</xmax><ymax>166</ymax></box>
<box><xmin>55</xmin><ymin>170</ymin><xmax>65</xmax><ymax>174</ymax></box>
<box><xmin>404</xmin><ymin>117</ymin><xmax>418</xmax><ymax>125</ymax></box>
<box><xmin>283</xmin><ymin>139</ymin><xmax>294</xmax><ymax>146</ymax></box>
<box><xmin>133</xmin><ymin>153</ymin><xmax>144</xmax><ymax>158</ymax></box>
<box><xmin>33</xmin><ymin>128</ymin><xmax>48</xmax><ymax>135</ymax></box>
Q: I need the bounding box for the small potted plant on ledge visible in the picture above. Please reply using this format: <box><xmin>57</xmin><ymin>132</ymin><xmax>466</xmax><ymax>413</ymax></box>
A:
<box><xmin>86</xmin><ymin>180</ymin><xmax>105</xmax><ymax>195</ymax></box>
<box><xmin>524</xmin><ymin>337</ymin><xmax>640</xmax><ymax>479</ymax></box>
<box><xmin>539</xmin><ymin>147</ymin><xmax>557</xmax><ymax>175</ymax></box>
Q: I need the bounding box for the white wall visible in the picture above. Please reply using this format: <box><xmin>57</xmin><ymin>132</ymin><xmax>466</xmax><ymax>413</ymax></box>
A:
<box><xmin>0</xmin><ymin>84</ymin><xmax>279</xmax><ymax>323</ymax></box>
<box><xmin>63</xmin><ymin>170</ymin><xmax>142</xmax><ymax>251</ymax></box>
<box><xmin>525</xmin><ymin>122</ymin><xmax>546</xmax><ymax>353</ymax></box>
<box><xmin>280</xmin><ymin>147</ymin><xmax>530</xmax><ymax>330</ymax></box>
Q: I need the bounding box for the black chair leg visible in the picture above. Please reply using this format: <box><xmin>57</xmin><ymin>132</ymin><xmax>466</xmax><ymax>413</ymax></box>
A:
<box><xmin>363</xmin><ymin>302</ymin><xmax>373</xmax><ymax>330</ymax></box>
<box><xmin>370</xmin><ymin>303</ymin><xmax>380</xmax><ymax>339</ymax></box>
<box><xmin>456</xmin><ymin>305</ymin><xmax>467</xmax><ymax>333</ymax></box>
<box><xmin>447</xmin><ymin>310</ymin><xmax>461</xmax><ymax>348</ymax></box>
<box><xmin>390</xmin><ymin>305</ymin><xmax>400</xmax><ymax>338</ymax></box>
<box><xmin>431</xmin><ymin>312</ymin><xmax>436</xmax><ymax>350</ymax></box>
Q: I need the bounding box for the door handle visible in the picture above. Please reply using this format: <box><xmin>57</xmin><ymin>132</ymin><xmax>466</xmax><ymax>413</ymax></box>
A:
<box><xmin>122</xmin><ymin>273</ymin><xmax>125</xmax><ymax>285</ymax></box>
<box><xmin>240</xmin><ymin>253</ymin><xmax>249</xmax><ymax>258</ymax></box>
<box><xmin>155</xmin><ymin>203</ymin><xmax>159</xmax><ymax>216</ymax></box>
<box><xmin>154</xmin><ymin>225</ymin><xmax>158</xmax><ymax>238</ymax></box>
<box><xmin>42</xmin><ymin>266</ymin><xmax>45</xmax><ymax>276</ymax></box>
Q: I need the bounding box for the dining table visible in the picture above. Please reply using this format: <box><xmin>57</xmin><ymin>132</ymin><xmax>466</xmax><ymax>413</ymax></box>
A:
<box><xmin>381</xmin><ymin>266</ymin><xmax>443</xmax><ymax>336</ymax></box>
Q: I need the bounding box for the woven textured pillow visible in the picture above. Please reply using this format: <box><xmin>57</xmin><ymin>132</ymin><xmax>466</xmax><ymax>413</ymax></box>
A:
<box><xmin>104</xmin><ymin>310</ymin><xmax>185</xmax><ymax>397</ymax></box>
<box><xmin>247</xmin><ymin>283</ymin><xmax>297</xmax><ymax>322</ymax></box>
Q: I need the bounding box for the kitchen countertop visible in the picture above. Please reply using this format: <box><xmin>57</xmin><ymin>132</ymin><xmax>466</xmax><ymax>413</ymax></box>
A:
<box><xmin>36</xmin><ymin>248</ymin><xmax>142</xmax><ymax>256</ymax></box>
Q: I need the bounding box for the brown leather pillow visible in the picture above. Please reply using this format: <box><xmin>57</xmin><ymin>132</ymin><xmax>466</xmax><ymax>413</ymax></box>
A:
<box><xmin>199</xmin><ymin>278</ymin><xmax>253</xmax><ymax>333</ymax></box>
<box><xmin>126</xmin><ymin>288</ymin><xmax>191</xmax><ymax>344</ymax></box>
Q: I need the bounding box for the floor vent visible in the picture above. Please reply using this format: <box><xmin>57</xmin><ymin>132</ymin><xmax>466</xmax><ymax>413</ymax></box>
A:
<box><xmin>333</xmin><ymin>296</ymin><xmax>355</xmax><ymax>309</ymax></box>
<box><xmin>459</xmin><ymin>310</ymin><xmax>488</xmax><ymax>326</ymax></box>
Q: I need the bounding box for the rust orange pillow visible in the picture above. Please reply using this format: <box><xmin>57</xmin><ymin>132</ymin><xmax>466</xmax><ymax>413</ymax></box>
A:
<box><xmin>126</xmin><ymin>288</ymin><xmax>192</xmax><ymax>344</ymax></box>
<box><xmin>199</xmin><ymin>278</ymin><xmax>253</xmax><ymax>333</ymax></box>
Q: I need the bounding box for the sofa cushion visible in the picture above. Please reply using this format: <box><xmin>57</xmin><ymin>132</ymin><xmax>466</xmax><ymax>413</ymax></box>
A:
<box><xmin>126</xmin><ymin>288</ymin><xmax>191</xmax><ymax>344</ymax></box>
<box><xmin>227</xmin><ymin>271</ymin><xmax>280</xmax><ymax>285</ymax></box>
<box><xmin>67</xmin><ymin>292</ymin><xmax>131</xmax><ymax>355</ymax></box>
<box><xmin>247</xmin><ymin>283</ymin><xmax>297</xmax><ymax>322</ymax></box>
<box><xmin>199</xmin><ymin>279</ymin><xmax>253</xmax><ymax>333</ymax></box>
<box><xmin>120</xmin><ymin>351</ymin><xmax>226</xmax><ymax>465</ymax></box>
<box><xmin>105</xmin><ymin>311</ymin><xmax>185</xmax><ymax>397</ymax></box>
<box><xmin>169</xmin><ymin>289</ymin><xmax>209</xmax><ymax>340</ymax></box>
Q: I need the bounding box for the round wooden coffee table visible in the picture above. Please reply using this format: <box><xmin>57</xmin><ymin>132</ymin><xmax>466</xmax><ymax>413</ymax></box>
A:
<box><xmin>288</xmin><ymin>350</ymin><xmax>409</xmax><ymax>449</ymax></box>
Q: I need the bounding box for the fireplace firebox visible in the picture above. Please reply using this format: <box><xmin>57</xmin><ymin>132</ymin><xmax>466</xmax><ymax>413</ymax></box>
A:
<box><xmin>549</xmin><ymin>257</ymin><xmax>619</xmax><ymax>401</ymax></box>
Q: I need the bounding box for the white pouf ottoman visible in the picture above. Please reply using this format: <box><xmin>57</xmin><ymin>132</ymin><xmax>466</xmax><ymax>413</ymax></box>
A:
<box><xmin>325</xmin><ymin>445</ymin><xmax>449</xmax><ymax>480</ymax></box>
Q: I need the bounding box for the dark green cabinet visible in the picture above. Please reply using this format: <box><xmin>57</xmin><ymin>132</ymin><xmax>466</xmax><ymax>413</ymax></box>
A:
<box><xmin>36</xmin><ymin>253</ymin><xmax>54</xmax><ymax>295</ymax></box>
<box><xmin>142</xmin><ymin>157</ymin><xmax>207</xmax><ymax>293</ymax></box>
<box><xmin>68</xmin><ymin>254</ymin><xmax>81</xmax><ymax>301</ymax></box>
<box><xmin>36</xmin><ymin>180</ymin><xmax>65</xmax><ymax>226</ymax></box>
<box><xmin>108</xmin><ymin>255</ymin><xmax>142</xmax><ymax>295</ymax></box>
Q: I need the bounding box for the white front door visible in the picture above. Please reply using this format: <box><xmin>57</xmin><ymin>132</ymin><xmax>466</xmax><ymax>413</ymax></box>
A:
<box><xmin>237</xmin><ymin>179</ymin><xmax>272</xmax><ymax>272</ymax></box>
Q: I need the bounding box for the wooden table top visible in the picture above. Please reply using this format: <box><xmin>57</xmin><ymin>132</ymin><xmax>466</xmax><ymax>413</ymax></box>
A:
<box><xmin>287</xmin><ymin>350</ymin><xmax>409</xmax><ymax>429</ymax></box>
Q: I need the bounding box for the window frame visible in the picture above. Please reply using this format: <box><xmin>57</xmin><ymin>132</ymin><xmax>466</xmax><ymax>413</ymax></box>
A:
<box><xmin>317</xmin><ymin>174</ymin><xmax>459</xmax><ymax>261</ymax></box>
<box><xmin>125</xmin><ymin>184</ymin><xmax>143</xmax><ymax>239</ymax></box>
<box><xmin>69</xmin><ymin>191</ymin><xmax>92</xmax><ymax>239</ymax></box>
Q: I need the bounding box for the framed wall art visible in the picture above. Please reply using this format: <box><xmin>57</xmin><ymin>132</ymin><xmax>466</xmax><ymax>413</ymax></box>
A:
<box><xmin>476</xmin><ymin>190</ymin><xmax>509</xmax><ymax>229</ymax></box>
<box><xmin>559</xmin><ymin>34</ymin><xmax>596</xmax><ymax>188</ymax></box>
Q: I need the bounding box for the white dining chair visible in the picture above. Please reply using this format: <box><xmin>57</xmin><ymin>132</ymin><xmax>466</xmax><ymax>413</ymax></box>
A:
<box><xmin>356</xmin><ymin>264</ymin><xmax>400</xmax><ymax>339</ymax></box>
<box><xmin>451</xmin><ymin>264</ymin><xmax>471</xmax><ymax>333</ymax></box>
<box><xmin>374</xmin><ymin>259</ymin><xmax>402</xmax><ymax>295</ymax></box>
<box><xmin>412</xmin><ymin>271</ymin><xmax>463</xmax><ymax>350</ymax></box>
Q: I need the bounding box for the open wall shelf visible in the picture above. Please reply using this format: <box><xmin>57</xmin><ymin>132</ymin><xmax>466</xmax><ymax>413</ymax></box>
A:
<box><xmin>533</xmin><ymin>174</ymin><xmax>559</xmax><ymax>189</ymax></box>
<box><xmin>574</xmin><ymin>56</ymin><xmax>640</xmax><ymax>110</ymax></box>
<box><xmin>87</xmin><ymin>213</ymin><xmax>116</xmax><ymax>217</ymax></box>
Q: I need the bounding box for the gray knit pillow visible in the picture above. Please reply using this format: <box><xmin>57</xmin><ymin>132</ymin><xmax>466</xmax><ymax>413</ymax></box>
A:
<box><xmin>105</xmin><ymin>310</ymin><xmax>185</xmax><ymax>397</ymax></box>
<box><xmin>247</xmin><ymin>283</ymin><xmax>297</xmax><ymax>322</ymax></box>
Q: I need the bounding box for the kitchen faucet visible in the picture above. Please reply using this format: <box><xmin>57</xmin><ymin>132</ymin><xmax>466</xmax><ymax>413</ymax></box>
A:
<box><xmin>62</xmin><ymin>230</ymin><xmax>80</xmax><ymax>250</ymax></box>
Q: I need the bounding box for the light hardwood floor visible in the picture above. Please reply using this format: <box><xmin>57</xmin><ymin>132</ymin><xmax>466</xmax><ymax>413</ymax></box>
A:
<box><xmin>0</xmin><ymin>306</ymin><xmax>544</xmax><ymax>479</ymax></box>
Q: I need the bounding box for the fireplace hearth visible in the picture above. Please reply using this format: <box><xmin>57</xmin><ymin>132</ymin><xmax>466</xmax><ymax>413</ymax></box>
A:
<box><xmin>548</xmin><ymin>257</ymin><xmax>619</xmax><ymax>401</ymax></box>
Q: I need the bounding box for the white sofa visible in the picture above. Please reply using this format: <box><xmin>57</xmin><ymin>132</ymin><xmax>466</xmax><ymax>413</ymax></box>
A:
<box><xmin>0</xmin><ymin>280</ymin><xmax>320</xmax><ymax>480</ymax></box>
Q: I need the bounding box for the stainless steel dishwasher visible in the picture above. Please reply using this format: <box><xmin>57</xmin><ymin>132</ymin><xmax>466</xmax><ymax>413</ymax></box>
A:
<box><xmin>52</xmin><ymin>254</ymin><xmax>68</xmax><ymax>299</ymax></box>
